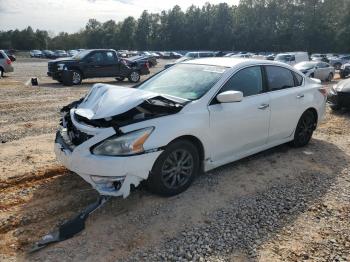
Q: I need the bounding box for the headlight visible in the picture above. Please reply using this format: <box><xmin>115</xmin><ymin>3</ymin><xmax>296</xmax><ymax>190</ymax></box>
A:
<box><xmin>57</xmin><ymin>63</ymin><xmax>65</xmax><ymax>71</ymax></box>
<box><xmin>92</xmin><ymin>127</ymin><xmax>154</xmax><ymax>156</ymax></box>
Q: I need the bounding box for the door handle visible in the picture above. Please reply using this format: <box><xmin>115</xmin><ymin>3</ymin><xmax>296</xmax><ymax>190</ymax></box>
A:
<box><xmin>258</xmin><ymin>104</ymin><xmax>269</xmax><ymax>110</ymax></box>
<box><xmin>297</xmin><ymin>94</ymin><xmax>305</xmax><ymax>99</ymax></box>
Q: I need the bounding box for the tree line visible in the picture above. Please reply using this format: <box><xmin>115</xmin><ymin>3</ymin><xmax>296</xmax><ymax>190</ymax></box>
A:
<box><xmin>1</xmin><ymin>0</ymin><xmax>350</xmax><ymax>53</ymax></box>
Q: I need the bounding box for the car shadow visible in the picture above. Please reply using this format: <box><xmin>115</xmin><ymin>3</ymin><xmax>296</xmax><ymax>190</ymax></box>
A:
<box><xmin>7</xmin><ymin>138</ymin><xmax>348</xmax><ymax>261</ymax></box>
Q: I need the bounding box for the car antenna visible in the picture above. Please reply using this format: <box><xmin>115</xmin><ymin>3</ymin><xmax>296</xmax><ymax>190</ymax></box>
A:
<box><xmin>29</xmin><ymin>195</ymin><xmax>111</xmax><ymax>253</ymax></box>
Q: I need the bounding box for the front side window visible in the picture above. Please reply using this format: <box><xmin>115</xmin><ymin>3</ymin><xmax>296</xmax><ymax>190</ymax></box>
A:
<box><xmin>265</xmin><ymin>66</ymin><xmax>295</xmax><ymax>91</ymax></box>
<box><xmin>138</xmin><ymin>64</ymin><xmax>226</xmax><ymax>100</ymax></box>
<box><xmin>220</xmin><ymin>66</ymin><xmax>263</xmax><ymax>97</ymax></box>
<box><xmin>89</xmin><ymin>52</ymin><xmax>104</xmax><ymax>63</ymax></box>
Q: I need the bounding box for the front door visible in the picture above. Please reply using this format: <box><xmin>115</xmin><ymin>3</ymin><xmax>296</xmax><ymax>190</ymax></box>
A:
<box><xmin>208</xmin><ymin>66</ymin><xmax>270</xmax><ymax>162</ymax></box>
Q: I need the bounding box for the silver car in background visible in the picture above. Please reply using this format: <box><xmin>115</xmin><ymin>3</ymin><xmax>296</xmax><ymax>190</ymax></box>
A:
<box><xmin>294</xmin><ymin>61</ymin><xmax>334</xmax><ymax>82</ymax></box>
<box><xmin>0</xmin><ymin>50</ymin><xmax>14</xmax><ymax>77</ymax></box>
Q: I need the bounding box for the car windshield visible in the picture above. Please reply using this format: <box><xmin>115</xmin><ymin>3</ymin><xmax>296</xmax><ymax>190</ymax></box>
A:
<box><xmin>138</xmin><ymin>64</ymin><xmax>227</xmax><ymax>100</ymax></box>
<box><xmin>275</xmin><ymin>54</ymin><xmax>292</xmax><ymax>61</ymax></box>
<box><xmin>72</xmin><ymin>50</ymin><xmax>91</xmax><ymax>60</ymax></box>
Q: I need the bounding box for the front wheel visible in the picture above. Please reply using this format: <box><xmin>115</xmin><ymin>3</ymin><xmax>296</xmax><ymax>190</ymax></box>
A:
<box><xmin>146</xmin><ymin>140</ymin><xmax>199</xmax><ymax>196</ymax></box>
<box><xmin>291</xmin><ymin>111</ymin><xmax>316</xmax><ymax>147</ymax></box>
<box><xmin>72</xmin><ymin>70</ymin><xmax>82</xmax><ymax>85</ymax></box>
<box><xmin>128</xmin><ymin>71</ymin><xmax>140</xmax><ymax>83</ymax></box>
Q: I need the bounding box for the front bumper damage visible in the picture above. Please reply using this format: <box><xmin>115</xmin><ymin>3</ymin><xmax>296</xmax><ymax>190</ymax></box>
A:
<box><xmin>54</xmin><ymin>110</ymin><xmax>162</xmax><ymax>198</ymax></box>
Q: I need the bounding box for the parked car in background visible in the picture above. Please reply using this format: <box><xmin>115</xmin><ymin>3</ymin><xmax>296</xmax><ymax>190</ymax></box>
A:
<box><xmin>328</xmin><ymin>78</ymin><xmax>350</xmax><ymax>110</ymax></box>
<box><xmin>42</xmin><ymin>50</ymin><xmax>56</xmax><ymax>59</ymax></box>
<box><xmin>4</xmin><ymin>50</ymin><xmax>16</xmax><ymax>61</ymax></box>
<box><xmin>30</xmin><ymin>50</ymin><xmax>43</xmax><ymax>58</ymax></box>
<box><xmin>164</xmin><ymin>51</ymin><xmax>216</xmax><ymax>68</ymax></box>
<box><xmin>54</xmin><ymin>58</ymin><xmax>326</xmax><ymax>198</ymax></box>
<box><xmin>68</xmin><ymin>50</ymin><xmax>79</xmax><ymax>57</ymax></box>
<box><xmin>329</xmin><ymin>55</ymin><xmax>350</xmax><ymax>70</ymax></box>
<box><xmin>294</xmin><ymin>61</ymin><xmax>334</xmax><ymax>82</ymax></box>
<box><xmin>47</xmin><ymin>49</ymin><xmax>149</xmax><ymax>85</ymax></box>
<box><xmin>54</xmin><ymin>50</ymin><xmax>68</xmax><ymax>58</ymax></box>
<box><xmin>0</xmin><ymin>50</ymin><xmax>14</xmax><ymax>77</ymax></box>
<box><xmin>311</xmin><ymin>54</ymin><xmax>329</xmax><ymax>62</ymax></box>
<box><xmin>230</xmin><ymin>54</ymin><xmax>252</xmax><ymax>58</ymax></box>
<box><xmin>138</xmin><ymin>52</ymin><xmax>158</xmax><ymax>67</ymax></box>
<box><xmin>274</xmin><ymin>52</ymin><xmax>309</xmax><ymax>65</ymax></box>
<box><xmin>340</xmin><ymin>63</ymin><xmax>350</xmax><ymax>78</ymax></box>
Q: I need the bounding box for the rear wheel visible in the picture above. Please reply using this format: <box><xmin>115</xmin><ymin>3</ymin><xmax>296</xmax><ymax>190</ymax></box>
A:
<box><xmin>146</xmin><ymin>140</ymin><xmax>199</xmax><ymax>196</ymax></box>
<box><xmin>72</xmin><ymin>70</ymin><xmax>82</xmax><ymax>85</ymax></box>
<box><xmin>327</xmin><ymin>72</ymin><xmax>334</xmax><ymax>82</ymax></box>
<box><xmin>291</xmin><ymin>111</ymin><xmax>316</xmax><ymax>147</ymax></box>
<box><xmin>128</xmin><ymin>71</ymin><xmax>140</xmax><ymax>83</ymax></box>
<box><xmin>0</xmin><ymin>68</ymin><xmax>3</xmax><ymax>77</ymax></box>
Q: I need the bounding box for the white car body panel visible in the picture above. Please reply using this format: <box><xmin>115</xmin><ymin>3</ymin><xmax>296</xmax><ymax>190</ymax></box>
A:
<box><xmin>54</xmin><ymin>58</ymin><xmax>326</xmax><ymax>197</ymax></box>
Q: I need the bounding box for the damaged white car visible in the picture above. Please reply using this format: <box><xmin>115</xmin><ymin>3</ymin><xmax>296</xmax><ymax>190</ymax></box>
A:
<box><xmin>55</xmin><ymin>58</ymin><xmax>326</xmax><ymax>198</ymax></box>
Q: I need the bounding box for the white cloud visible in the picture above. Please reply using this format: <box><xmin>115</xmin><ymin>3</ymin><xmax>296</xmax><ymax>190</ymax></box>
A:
<box><xmin>0</xmin><ymin>0</ymin><xmax>239</xmax><ymax>33</ymax></box>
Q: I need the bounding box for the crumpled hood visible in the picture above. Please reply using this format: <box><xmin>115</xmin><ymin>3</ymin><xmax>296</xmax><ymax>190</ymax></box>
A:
<box><xmin>335</xmin><ymin>79</ymin><xmax>350</xmax><ymax>93</ymax></box>
<box><xmin>75</xmin><ymin>84</ymin><xmax>159</xmax><ymax>120</ymax></box>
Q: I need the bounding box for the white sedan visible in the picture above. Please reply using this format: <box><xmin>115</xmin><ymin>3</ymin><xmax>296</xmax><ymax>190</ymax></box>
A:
<box><xmin>294</xmin><ymin>61</ymin><xmax>335</xmax><ymax>82</ymax></box>
<box><xmin>55</xmin><ymin>58</ymin><xmax>327</xmax><ymax>198</ymax></box>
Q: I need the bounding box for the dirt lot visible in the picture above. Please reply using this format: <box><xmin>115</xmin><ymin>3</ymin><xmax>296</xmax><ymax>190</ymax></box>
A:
<box><xmin>0</xmin><ymin>58</ymin><xmax>349</xmax><ymax>262</ymax></box>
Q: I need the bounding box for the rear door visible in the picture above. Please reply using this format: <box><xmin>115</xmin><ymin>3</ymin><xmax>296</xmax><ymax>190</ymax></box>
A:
<box><xmin>208</xmin><ymin>66</ymin><xmax>270</xmax><ymax>161</ymax></box>
<box><xmin>101</xmin><ymin>51</ymin><xmax>119</xmax><ymax>77</ymax></box>
<box><xmin>264</xmin><ymin>65</ymin><xmax>304</xmax><ymax>143</ymax></box>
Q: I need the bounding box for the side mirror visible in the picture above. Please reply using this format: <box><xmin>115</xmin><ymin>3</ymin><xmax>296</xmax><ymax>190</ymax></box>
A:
<box><xmin>216</xmin><ymin>91</ymin><xmax>243</xmax><ymax>103</ymax></box>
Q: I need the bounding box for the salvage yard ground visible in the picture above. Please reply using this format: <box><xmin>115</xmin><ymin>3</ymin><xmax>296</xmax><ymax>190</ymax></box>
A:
<box><xmin>0</xmin><ymin>58</ymin><xmax>349</xmax><ymax>262</ymax></box>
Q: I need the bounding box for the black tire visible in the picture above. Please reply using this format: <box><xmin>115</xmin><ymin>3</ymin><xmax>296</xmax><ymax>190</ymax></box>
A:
<box><xmin>72</xmin><ymin>70</ymin><xmax>82</xmax><ymax>85</ymax></box>
<box><xmin>340</xmin><ymin>72</ymin><xmax>346</xmax><ymax>79</ymax></box>
<box><xmin>116</xmin><ymin>76</ymin><xmax>125</xmax><ymax>82</ymax></box>
<box><xmin>327</xmin><ymin>72</ymin><xmax>334</xmax><ymax>82</ymax></box>
<box><xmin>0</xmin><ymin>68</ymin><xmax>3</xmax><ymax>78</ymax></box>
<box><xmin>146</xmin><ymin>140</ymin><xmax>200</xmax><ymax>196</ymax></box>
<box><xmin>310</xmin><ymin>73</ymin><xmax>315</xmax><ymax>78</ymax></box>
<box><xmin>128</xmin><ymin>71</ymin><xmax>140</xmax><ymax>83</ymax></box>
<box><xmin>291</xmin><ymin>111</ymin><xmax>316</xmax><ymax>147</ymax></box>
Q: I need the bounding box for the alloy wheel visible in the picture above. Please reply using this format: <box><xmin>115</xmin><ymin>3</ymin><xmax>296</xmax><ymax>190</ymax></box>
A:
<box><xmin>72</xmin><ymin>71</ymin><xmax>81</xmax><ymax>85</ymax></box>
<box><xmin>161</xmin><ymin>149</ymin><xmax>194</xmax><ymax>189</ymax></box>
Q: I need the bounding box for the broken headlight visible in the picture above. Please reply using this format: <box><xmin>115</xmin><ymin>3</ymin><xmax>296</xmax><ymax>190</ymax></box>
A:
<box><xmin>92</xmin><ymin>127</ymin><xmax>154</xmax><ymax>156</ymax></box>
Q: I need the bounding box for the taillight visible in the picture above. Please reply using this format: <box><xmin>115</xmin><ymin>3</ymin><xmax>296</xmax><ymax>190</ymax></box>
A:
<box><xmin>318</xmin><ymin>87</ymin><xmax>328</xmax><ymax>97</ymax></box>
<box><xmin>145</xmin><ymin>62</ymin><xmax>149</xmax><ymax>69</ymax></box>
<box><xmin>6</xmin><ymin>58</ymin><xmax>11</xmax><ymax>65</ymax></box>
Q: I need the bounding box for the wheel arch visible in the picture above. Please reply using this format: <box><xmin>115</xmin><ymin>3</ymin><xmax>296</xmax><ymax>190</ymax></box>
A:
<box><xmin>303</xmin><ymin>107</ymin><xmax>318</xmax><ymax>128</ymax></box>
<box><xmin>69</xmin><ymin>67</ymin><xmax>84</xmax><ymax>78</ymax></box>
<box><xmin>167</xmin><ymin>135</ymin><xmax>205</xmax><ymax>171</ymax></box>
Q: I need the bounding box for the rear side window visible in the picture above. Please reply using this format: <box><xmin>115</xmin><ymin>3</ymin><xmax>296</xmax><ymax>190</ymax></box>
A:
<box><xmin>220</xmin><ymin>66</ymin><xmax>263</xmax><ymax>97</ymax></box>
<box><xmin>293</xmin><ymin>72</ymin><xmax>304</xmax><ymax>86</ymax></box>
<box><xmin>265</xmin><ymin>66</ymin><xmax>295</xmax><ymax>91</ymax></box>
<box><xmin>105</xmin><ymin>51</ymin><xmax>116</xmax><ymax>62</ymax></box>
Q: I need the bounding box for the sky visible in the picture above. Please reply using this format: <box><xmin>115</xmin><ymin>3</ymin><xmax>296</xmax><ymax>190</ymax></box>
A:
<box><xmin>0</xmin><ymin>0</ymin><xmax>239</xmax><ymax>34</ymax></box>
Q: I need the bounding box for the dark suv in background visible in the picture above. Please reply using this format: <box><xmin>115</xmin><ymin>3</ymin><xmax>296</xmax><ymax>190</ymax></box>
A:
<box><xmin>47</xmin><ymin>49</ymin><xmax>150</xmax><ymax>85</ymax></box>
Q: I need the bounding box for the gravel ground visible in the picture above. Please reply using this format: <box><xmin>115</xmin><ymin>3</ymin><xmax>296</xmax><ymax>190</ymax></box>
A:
<box><xmin>0</xmin><ymin>58</ymin><xmax>349</xmax><ymax>262</ymax></box>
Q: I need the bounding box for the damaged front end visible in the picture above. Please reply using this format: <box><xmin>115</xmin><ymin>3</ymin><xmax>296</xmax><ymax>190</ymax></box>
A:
<box><xmin>55</xmin><ymin>84</ymin><xmax>187</xmax><ymax>198</ymax></box>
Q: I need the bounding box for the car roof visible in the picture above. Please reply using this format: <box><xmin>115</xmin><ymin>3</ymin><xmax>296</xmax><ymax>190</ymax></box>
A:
<box><xmin>182</xmin><ymin>57</ymin><xmax>290</xmax><ymax>68</ymax></box>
